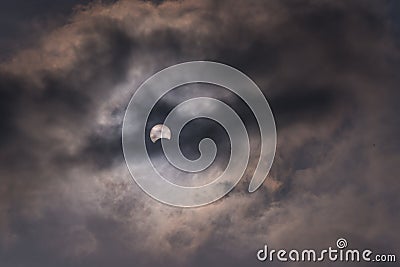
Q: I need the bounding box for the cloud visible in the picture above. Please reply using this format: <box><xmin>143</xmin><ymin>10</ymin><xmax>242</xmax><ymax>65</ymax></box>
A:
<box><xmin>0</xmin><ymin>0</ymin><xmax>399</xmax><ymax>266</ymax></box>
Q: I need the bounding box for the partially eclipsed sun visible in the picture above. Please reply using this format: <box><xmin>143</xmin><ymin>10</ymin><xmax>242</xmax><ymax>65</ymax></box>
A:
<box><xmin>150</xmin><ymin>124</ymin><xmax>171</xmax><ymax>143</ymax></box>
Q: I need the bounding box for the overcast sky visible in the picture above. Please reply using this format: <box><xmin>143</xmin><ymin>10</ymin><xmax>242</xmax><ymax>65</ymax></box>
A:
<box><xmin>0</xmin><ymin>0</ymin><xmax>399</xmax><ymax>266</ymax></box>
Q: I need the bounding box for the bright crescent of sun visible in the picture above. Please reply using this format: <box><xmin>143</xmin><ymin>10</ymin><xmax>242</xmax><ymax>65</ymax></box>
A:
<box><xmin>150</xmin><ymin>124</ymin><xmax>171</xmax><ymax>143</ymax></box>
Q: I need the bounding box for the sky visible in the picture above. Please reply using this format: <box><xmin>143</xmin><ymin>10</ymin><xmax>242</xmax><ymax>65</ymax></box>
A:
<box><xmin>0</xmin><ymin>0</ymin><xmax>400</xmax><ymax>266</ymax></box>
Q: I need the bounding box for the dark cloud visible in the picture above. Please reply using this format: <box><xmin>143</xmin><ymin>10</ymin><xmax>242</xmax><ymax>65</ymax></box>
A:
<box><xmin>0</xmin><ymin>0</ymin><xmax>119</xmax><ymax>60</ymax></box>
<box><xmin>0</xmin><ymin>0</ymin><xmax>399</xmax><ymax>266</ymax></box>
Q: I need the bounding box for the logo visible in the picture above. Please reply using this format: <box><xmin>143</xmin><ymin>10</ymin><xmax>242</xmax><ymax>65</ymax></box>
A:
<box><xmin>122</xmin><ymin>61</ymin><xmax>276</xmax><ymax>207</ymax></box>
<box><xmin>257</xmin><ymin>238</ymin><xmax>397</xmax><ymax>263</ymax></box>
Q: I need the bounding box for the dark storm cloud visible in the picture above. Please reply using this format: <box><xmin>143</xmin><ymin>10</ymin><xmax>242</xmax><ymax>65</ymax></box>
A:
<box><xmin>0</xmin><ymin>73</ymin><xmax>24</xmax><ymax>145</ymax></box>
<box><xmin>0</xmin><ymin>0</ymin><xmax>119</xmax><ymax>60</ymax></box>
<box><xmin>0</xmin><ymin>0</ymin><xmax>399</xmax><ymax>266</ymax></box>
<box><xmin>270</xmin><ymin>87</ymin><xmax>345</xmax><ymax>129</ymax></box>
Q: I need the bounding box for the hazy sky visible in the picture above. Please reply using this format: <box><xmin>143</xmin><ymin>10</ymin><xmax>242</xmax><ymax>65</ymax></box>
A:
<box><xmin>0</xmin><ymin>0</ymin><xmax>399</xmax><ymax>266</ymax></box>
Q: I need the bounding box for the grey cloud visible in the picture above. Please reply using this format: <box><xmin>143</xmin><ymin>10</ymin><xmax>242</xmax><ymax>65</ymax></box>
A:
<box><xmin>0</xmin><ymin>0</ymin><xmax>399</xmax><ymax>266</ymax></box>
